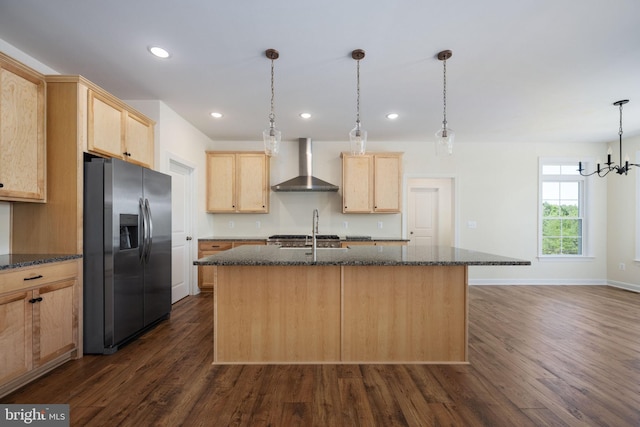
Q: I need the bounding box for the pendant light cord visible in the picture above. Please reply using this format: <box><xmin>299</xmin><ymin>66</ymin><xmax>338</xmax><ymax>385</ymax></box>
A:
<box><xmin>618</xmin><ymin>101</ymin><xmax>624</xmax><ymax>166</ymax></box>
<box><xmin>269</xmin><ymin>58</ymin><xmax>276</xmax><ymax>125</ymax></box>
<box><xmin>356</xmin><ymin>58</ymin><xmax>361</xmax><ymax>127</ymax></box>
<box><xmin>442</xmin><ymin>58</ymin><xmax>447</xmax><ymax>127</ymax></box>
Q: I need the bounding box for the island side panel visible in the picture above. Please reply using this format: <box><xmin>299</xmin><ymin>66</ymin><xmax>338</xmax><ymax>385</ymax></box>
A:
<box><xmin>214</xmin><ymin>265</ymin><xmax>341</xmax><ymax>363</ymax></box>
<box><xmin>342</xmin><ymin>265</ymin><xmax>468</xmax><ymax>363</ymax></box>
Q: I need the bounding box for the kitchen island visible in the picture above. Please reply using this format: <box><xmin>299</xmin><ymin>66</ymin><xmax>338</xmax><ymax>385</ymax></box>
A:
<box><xmin>195</xmin><ymin>245</ymin><xmax>529</xmax><ymax>364</ymax></box>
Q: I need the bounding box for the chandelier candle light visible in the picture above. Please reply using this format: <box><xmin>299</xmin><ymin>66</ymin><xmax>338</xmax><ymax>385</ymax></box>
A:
<box><xmin>349</xmin><ymin>49</ymin><xmax>367</xmax><ymax>155</ymax></box>
<box><xmin>579</xmin><ymin>99</ymin><xmax>639</xmax><ymax>176</ymax></box>
<box><xmin>436</xmin><ymin>50</ymin><xmax>454</xmax><ymax>155</ymax></box>
<box><xmin>263</xmin><ymin>48</ymin><xmax>281</xmax><ymax>156</ymax></box>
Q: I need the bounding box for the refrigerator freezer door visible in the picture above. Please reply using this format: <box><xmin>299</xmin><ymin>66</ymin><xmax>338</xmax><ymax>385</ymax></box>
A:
<box><xmin>110</xmin><ymin>159</ymin><xmax>145</xmax><ymax>345</ymax></box>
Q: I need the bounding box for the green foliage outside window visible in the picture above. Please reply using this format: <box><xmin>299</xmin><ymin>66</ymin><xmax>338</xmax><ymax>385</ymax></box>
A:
<box><xmin>542</xmin><ymin>202</ymin><xmax>582</xmax><ymax>255</ymax></box>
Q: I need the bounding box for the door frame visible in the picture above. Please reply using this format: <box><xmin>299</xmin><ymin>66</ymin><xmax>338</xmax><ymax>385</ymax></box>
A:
<box><xmin>402</xmin><ymin>175</ymin><xmax>458</xmax><ymax>247</ymax></box>
<box><xmin>165</xmin><ymin>152</ymin><xmax>197</xmax><ymax>297</ymax></box>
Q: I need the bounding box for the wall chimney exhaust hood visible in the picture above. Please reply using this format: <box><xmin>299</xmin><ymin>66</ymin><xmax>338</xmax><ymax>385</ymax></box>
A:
<box><xmin>271</xmin><ymin>138</ymin><xmax>339</xmax><ymax>192</ymax></box>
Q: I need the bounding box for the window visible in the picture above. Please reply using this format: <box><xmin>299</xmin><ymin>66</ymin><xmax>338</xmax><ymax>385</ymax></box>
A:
<box><xmin>539</xmin><ymin>161</ymin><xmax>586</xmax><ymax>256</ymax></box>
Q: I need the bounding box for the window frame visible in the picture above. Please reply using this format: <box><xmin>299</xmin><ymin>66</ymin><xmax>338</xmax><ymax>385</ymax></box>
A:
<box><xmin>538</xmin><ymin>158</ymin><xmax>589</xmax><ymax>258</ymax></box>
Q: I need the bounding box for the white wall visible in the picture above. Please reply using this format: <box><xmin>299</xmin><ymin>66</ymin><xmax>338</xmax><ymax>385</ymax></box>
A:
<box><xmin>607</xmin><ymin>134</ymin><xmax>640</xmax><ymax>291</ymax></box>
<box><xmin>0</xmin><ymin>38</ymin><xmax>629</xmax><ymax>289</ymax></box>
<box><xmin>210</xmin><ymin>138</ymin><xmax>609</xmax><ymax>284</ymax></box>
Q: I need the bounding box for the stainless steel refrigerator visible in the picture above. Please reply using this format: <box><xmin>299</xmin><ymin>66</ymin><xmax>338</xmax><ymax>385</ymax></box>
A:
<box><xmin>83</xmin><ymin>157</ymin><xmax>171</xmax><ymax>354</ymax></box>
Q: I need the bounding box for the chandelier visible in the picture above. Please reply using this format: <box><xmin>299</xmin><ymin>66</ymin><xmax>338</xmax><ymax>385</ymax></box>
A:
<box><xmin>579</xmin><ymin>100</ymin><xmax>638</xmax><ymax>176</ymax></box>
<box><xmin>263</xmin><ymin>49</ymin><xmax>281</xmax><ymax>156</ymax></box>
<box><xmin>349</xmin><ymin>49</ymin><xmax>367</xmax><ymax>155</ymax></box>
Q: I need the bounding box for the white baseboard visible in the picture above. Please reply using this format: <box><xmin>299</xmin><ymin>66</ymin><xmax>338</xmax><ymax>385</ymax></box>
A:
<box><xmin>607</xmin><ymin>280</ymin><xmax>640</xmax><ymax>293</ymax></box>
<box><xmin>469</xmin><ymin>279</ymin><xmax>607</xmax><ymax>286</ymax></box>
<box><xmin>469</xmin><ymin>279</ymin><xmax>640</xmax><ymax>293</ymax></box>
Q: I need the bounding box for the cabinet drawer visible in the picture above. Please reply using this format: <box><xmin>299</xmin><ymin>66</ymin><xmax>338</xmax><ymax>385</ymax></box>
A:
<box><xmin>0</xmin><ymin>261</ymin><xmax>78</xmax><ymax>296</ymax></box>
<box><xmin>198</xmin><ymin>242</ymin><xmax>233</xmax><ymax>252</ymax></box>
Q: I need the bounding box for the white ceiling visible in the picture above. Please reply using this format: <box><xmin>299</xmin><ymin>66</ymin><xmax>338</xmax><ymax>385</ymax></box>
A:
<box><xmin>1</xmin><ymin>0</ymin><xmax>639</xmax><ymax>146</ymax></box>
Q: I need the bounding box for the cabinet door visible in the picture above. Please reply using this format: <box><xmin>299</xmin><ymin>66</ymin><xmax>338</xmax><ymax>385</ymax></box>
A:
<box><xmin>34</xmin><ymin>279</ymin><xmax>76</xmax><ymax>366</ymax></box>
<box><xmin>124</xmin><ymin>112</ymin><xmax>154</xmax><ymax>168</ymax></box>
<box><xmin>198</xmin><ymin>241</ymin><xmax>233</xmax><ymax>291</ymax></box>
<box><xmin>236</xmin><ymin>153</ymin><xmax>268</xmax><ymax>213</ymax></box>
<box><xmin>206</xmin><ymin>153</ymin><xmax>236</xmax><ymax>212</ymax></box>
<box><xmin>373</xmin><ymin>154</ymin><xmax>402</xmax><ymax>212</ymax></box>
<box><xmin>0</xmin><ymin>291</ymin><xmax>32</xmax><ymax>384</ymax></box>
<box><xmin>343</xmin><ymin>155</ymin><xmax>373</xmax><ymax>213</ymax></box>
<box><xmin>87</xmin><ymin>90</ymin><xmax>124</xmax><ymax>159</ymax></box>
<box><xmin>0</xmin><ymin>65</ymin><xmax>45</xmax><ymax>201</ymax></box>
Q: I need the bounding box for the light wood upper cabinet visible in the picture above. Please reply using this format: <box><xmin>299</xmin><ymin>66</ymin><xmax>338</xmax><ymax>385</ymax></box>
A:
<box><xmin>373</xmin><ymin>153</ymin><xmax>403</xmax><ymax>212</ymax></box>
<box><xmin>125</xmin><ymin>111</ymin><xmax>154</xmax><ymax>167</ymax></box>
<box><xmin>342</xmin><ymin>152</ymin><xmax>403</xmax><ymax>213</ymax></box>
<box><xmin>0</xmin><ymin>52</ymin><xmax>46</xmax><ymax>202</ymax></box>
<box><xmin>11</xmin><ymin>75</ymin><xmax>155</xmax><ymax>255</ymax></box>
<box><xmin>88</xmin><ymin>89</ymin><xmax>154</xmax><ymax>168</ymax></box>
<box><xmin>206</xmin><ymin>151</ymin><xmax>270</xmax><ymax>213</ymax></box>
<box><xmin>342</xmin><ymin>154</ymin><xmax>373</xmax><ymax>213</ymax></box>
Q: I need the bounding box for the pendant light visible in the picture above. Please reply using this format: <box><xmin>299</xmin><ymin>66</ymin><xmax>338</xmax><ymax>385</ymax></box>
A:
<box><xmin>435</xmin><ymin>50</ymin><xmax>454</xmax><ymax>155</ymax></box>
<box><xmin>349</xmin><ymin>49</ymin><xmax>367</xmax><ymax>155</ymax></box>
<box><xmin>263</xmin><ymin>49</ymin><xmax>281</xmax><ymax>156</ymax></box>
<box><xmin>579</xmin><ymin>99</ymin><xmax>639</xmax><ymax>176</ymax></box>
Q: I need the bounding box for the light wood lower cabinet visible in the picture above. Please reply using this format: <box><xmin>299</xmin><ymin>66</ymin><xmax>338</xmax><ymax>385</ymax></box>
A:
<box><xmin>197</xmin><ymin>240</ymin><xmax>265</xmax><ymax>291</ymax></box>
<box><xmin>213</xmin><ymin>264</ymin><xmax>467</xmax><ymax>364</ymax></box>
<box><xmin>0</xmin><ymin>259</ymin><xmax>81</xmax><ymax>398</ymax></box>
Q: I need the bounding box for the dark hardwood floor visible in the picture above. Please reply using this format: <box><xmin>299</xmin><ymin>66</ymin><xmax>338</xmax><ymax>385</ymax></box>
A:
<box><xmin>3</xmin><ymin>285</ymin><xmax>640</xmax><ymax>426</ymax></box>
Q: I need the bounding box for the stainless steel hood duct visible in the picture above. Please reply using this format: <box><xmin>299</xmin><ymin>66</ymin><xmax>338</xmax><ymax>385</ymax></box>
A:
<box><xmin>271</xmin><ymin>138</ymin><xmax>339</xmax><ymax>192</ymax></box>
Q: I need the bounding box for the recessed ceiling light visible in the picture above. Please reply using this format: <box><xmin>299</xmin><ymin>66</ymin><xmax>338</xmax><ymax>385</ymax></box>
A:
<box><xmin>148</xmin><ymin>46</ymin><xmax>170</xmax><ymax>58</ymax></box>
<box><xmin>386</xmin><ymin>113</ymin><xmax>399</xmax><ymax>120</ymax></box>
<box><xmin>210</xmin><ymin>112</ymin><xmax>223</xmax><ymax>118</ymax></box>
<box><xmin>299</xmin><ymin>112</ymin><xmax>312</xmax><ymax>119</ymax></box>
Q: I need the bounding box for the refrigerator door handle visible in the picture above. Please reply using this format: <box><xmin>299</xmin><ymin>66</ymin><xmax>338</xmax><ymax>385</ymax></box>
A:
<box><xmin>144</xmin><ymin>198</ymin><xmax>153</xmax><ymax>261</ymax></box>
<box><xmin>139</xmin><ymin>197</ymin><xmax>147</xmax><ymax>262</ymax></box>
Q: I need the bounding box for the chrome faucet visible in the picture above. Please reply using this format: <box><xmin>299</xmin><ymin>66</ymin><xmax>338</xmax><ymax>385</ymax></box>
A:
<box><xmin>312</xmin><ymin>208</ymin><xmax>319</xmax><ymax>261</ymax></box>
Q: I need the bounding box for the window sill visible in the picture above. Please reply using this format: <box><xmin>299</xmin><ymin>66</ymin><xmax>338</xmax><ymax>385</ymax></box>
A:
<box><xmin>537</xmin><ymin>256</ymin><xmax>595</xmax><ymax>262</ymax></box>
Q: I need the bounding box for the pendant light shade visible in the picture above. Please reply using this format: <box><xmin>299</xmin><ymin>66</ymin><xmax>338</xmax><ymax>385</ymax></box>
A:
<box><xmin>435</xmin><ymin>50</ymin><xmax>454</xmax><ymax>156</ymax></box>
<box><xmin>349</xmin><ymin>49</ymin><xmax>367</xmax><ymax>155</ymax></box>
<box><xmin>263</xmin><ymin>49</ymin><xmax>281</xmax><ymax>156</ymax></box>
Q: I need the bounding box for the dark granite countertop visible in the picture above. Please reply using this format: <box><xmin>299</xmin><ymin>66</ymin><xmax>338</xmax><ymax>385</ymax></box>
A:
<box><xmin>198</xmin><ymin>236</ymin><xmax>267</xmax><ymax>242</ymax></box>
<box><xmin>194</xmin><ymin>245</ymin><xmax>530</xmax><ymax>267</ymax></box>
<box><xmin>198</xmin><ymin>236</ymin><xmax>409</xmax><ymax>242</ymax></box>
<box><xmin>0</xmin><ymin>254</ymin><xmax>83</xmax><ymax>271</ymax></box>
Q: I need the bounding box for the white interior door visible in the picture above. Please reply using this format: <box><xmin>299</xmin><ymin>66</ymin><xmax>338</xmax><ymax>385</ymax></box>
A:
<box><xmin>169</xmin><ymin>158</ymin><xmax>194</xmax><ymax>303</ymax></box>
<box><xmin>408</xmin><ymin>187</ymin><xmax>438</xmax><ymax>247</ymax></box>
<box><xmin>407</xmin><ymin>178</ymin><xmax>455</xmax><ymax>248</ymax></box>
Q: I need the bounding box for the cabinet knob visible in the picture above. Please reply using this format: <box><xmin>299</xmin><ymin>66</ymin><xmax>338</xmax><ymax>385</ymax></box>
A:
<box><xmin>0</xmin><ymin>183</ymin><xmax>3</xmax><ymax>188</ymax></box>
<box><xmin>28</xmin><ymin>297</ymin><xmax>43</xmax><ymax>304</ymax></box>
<box><xmin>186</xmin><ymin>236</ymin><xmax>193</xmax><ymax>241</ymax></box>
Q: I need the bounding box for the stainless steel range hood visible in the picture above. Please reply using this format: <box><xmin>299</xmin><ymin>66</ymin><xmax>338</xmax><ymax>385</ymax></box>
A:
<box><xmin>271</xmin><ymin>138</ymin><xmax>339</xmax><ymax>192</ymax></box>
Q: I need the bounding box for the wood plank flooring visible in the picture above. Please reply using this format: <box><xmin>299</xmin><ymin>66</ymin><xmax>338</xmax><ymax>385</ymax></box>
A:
<box><xmin>2</xmin><ymin>285</ymin><xmax>640</xmax><ymax>426</ymax></box>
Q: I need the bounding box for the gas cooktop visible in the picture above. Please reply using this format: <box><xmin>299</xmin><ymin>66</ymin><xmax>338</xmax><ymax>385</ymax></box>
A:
<box><xmin>268</xmin><ymin>234</ymin><xmax>340</xmax><ymax>240</ymax></box>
